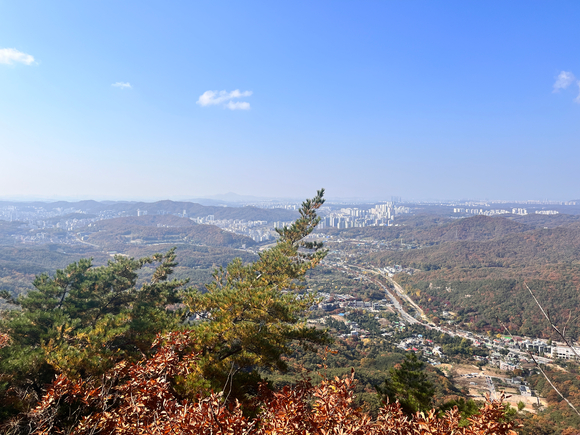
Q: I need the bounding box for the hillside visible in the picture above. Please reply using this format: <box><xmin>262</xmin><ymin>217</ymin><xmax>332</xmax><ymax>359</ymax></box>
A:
<box><xmin>410</xmin><ymin>215</ymin><xmax>531</xmax><ymax>243</ymax></box>
<box><xmin>365</xmin><ymin>222</ymin><xmax>580</xmax><ymax>337</ymax></box>
<box><xmin>323</xmin><ymin>215</ymin><xmax>531</xmax><ymax>244</ymax></box>
<box><xmin>80</xmin><ymin>215</ymin><xmax>255</xmax><ymax>249</ymax></box>
<box><xmin>0</xmin><ymin>215</ymin><xmax>259</xmax><ymax>305</ymax></box>
<box><xmin>0</xmin><ymin>244</ymin><xmax>111</xmax><ymax>304</ymax></box>
<box><xmin>368</xmin><ymin>224</ymin><xmax>580</xmax><ymax>268</ymax></box>
<box><xmin>0</xmin><ymin>221</ymin><xmax>24</xmax><ymax>245</ymax></box>
<box><xmin>508</xmin><ymin>212</ymin><xmax>580</xmax><ymax>228</ymax></box>
<box><xmin>0</xmin><ymin>242</ymin><xmax>257</xmax><ymax>306</ymax></box>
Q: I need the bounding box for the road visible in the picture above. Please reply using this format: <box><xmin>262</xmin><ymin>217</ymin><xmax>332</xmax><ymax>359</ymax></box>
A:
<box><xmin>485</xmin><ymin>376</ymin><xmax>496</xmax><ymax>401</ymax></box>
<box><xmin>337</xmin><ymin>262</ymin><xmax>554</xmax><ymax>365</ymax></box>
<box><xmin>74</xmin><ymin>233</ymin><xmax>100</xmax><ymax>248</ymax></box>
<box><xmin>371</xmin><ymin>274</ymin><xmax>421</xmax><ymax>325</ymax></box>
<box><xmin>344</xmin><ymin>264</ymin><xmax>421</xmax><ymax>325</ymax></box>
<box><xmin>345</xmin><ymin>264</ymin><xmax>427</xmax><ymax>326</ymax></box>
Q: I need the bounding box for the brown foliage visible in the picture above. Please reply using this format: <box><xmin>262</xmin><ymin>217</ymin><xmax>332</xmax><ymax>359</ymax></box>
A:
<box><xmin>26</xmin><ymin>331</ymin><xmax>518</xmax><ymax>435</ymax></box>
<box><xmin>0</xmin><ymin>333</ymin><xmax>9</xmax><ymax>349</ymax></box>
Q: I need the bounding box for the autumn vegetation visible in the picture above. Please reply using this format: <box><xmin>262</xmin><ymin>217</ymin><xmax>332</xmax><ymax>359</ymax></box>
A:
<box><xmin>0</xmin><ymin>191</ymin><xmax>518</xmax><ymax>434</ymax></box>
<box><xmin>360</xmin><ymin>217</ymin><xmax>580</xmax><ymax>337</ymax></box>
<box><xmin>24</xmin><ymin>330</ymin><xmax>517</xmax><ymax>435</ymax></box>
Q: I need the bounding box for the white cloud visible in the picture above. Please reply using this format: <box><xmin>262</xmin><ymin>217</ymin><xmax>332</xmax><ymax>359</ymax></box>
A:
<box><xmin>112</xmin><ymin>82</ymin><xmax>132</xmax><ymax>89</ymax></box>
<box><xmin>0</xmin><ymin>48</ymin><xmax>35</xmax><ymax>65</ymax></box>
<box><xmin>197</xmin><ymin>89</ymin><xmax>252</xmax><ymax>110</ymax></box>
<box><xmin>552</xmin><ymin>71</ymin><xmax>580</xmax><ymax>104</ymax></box>
<box><xmin>553</xmin><ymin>71</ymin><xmax>576</xmax><ymax>92</ymax></box>
<box><xmin>226</xmin><ymin>101</ymin><xmax>251</xmax><ymax>110</ymax></box>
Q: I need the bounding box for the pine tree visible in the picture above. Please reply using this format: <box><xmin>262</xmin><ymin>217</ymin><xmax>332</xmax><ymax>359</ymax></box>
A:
<box><xmin>0</xmin><ymin>249</ymin><xmax>185</xmax><ymax>418</ymax></box>
<box><xmin>376</xmin><ymin>352</ymin><xmax>435</xmax><ymax>415</ymax></box>
<box><xmin>181</xmin><ymin>189</ymin><xmax>331</xmax><ymax>401</ymax></box>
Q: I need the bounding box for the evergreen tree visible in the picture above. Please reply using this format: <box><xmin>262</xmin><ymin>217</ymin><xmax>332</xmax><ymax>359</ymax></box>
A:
<box><xmin>181</xmin><ymin>189</ymin><xmax>331</xmax><ymax>400</ymax></box>
<box><xmin>376</xmin><ymin>352</ymin><xmax>435</xmax><ymax>415</ymax></box>
<box><xmin>0</xmin><ymin>249</ymin><xmax>185</xmax><ymax>419</ymax></box>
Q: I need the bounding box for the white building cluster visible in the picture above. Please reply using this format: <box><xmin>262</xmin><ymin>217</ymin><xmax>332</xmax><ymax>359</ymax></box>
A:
<box><xmin>551</xmin><ymin>344</ymin><xmax>580</xmax><ymax>360</ymax></box>
<box><xmin>453</xmin><ymin>207</ymin><xmax>560</xmax><ymax>217</ymax></box>
<box><xmin>453</xmin><ymin>208</ymin><xmax>512</xmax><ymax>216</ymax></box>
<box><xmin>318</xmin><ymin>203</ymin><xmax>410</xmax><ymax>229</ymax></box>
<box><xmin>453</xmin><ymin>208</ymin><xmax>530</xmax><ymax>216</ymax></box>
<box><xmin>202</xmin><ymin>217</ymin><xmax>272</xmax><ymax>242</ymax></box>
<box><xmin>512</xmin><ymin>208</ymin><xmax>528</xmax><ymax>215</ymax></box>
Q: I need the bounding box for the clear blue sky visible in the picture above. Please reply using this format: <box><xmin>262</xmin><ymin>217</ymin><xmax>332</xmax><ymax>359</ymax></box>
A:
<box><xmin>1</xmin><ymin>1</ymin><xmax>579</xmax><ymax>201</ymax></box>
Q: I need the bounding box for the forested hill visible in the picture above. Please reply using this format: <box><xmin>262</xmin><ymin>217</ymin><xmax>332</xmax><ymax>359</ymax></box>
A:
<box><xmin>507</xmin><ymin>212</ymin><xmax>580</xmax><ymax>228</ymax></box>
<box><xmin>369</xmin><ymin>223</ymin><xmax>580</xmax><ymax>269</ymax></box>
<box><xmin>0</xmin><ymin>200</ymin><xmax>298</xmax><ymax>222</ymax></box>
<box><xmin>0</xmin><ymin>214</ymin><xmax>258</xmax><ymax>304</ymax></box>
<box><xmin>0</xmin><ymin>221</ymin><xmax>23</xmax><ymax>245</ymax></box>
<box><xmin>364</xmin><ymin>219</ymin><xmax>580</xmax><ymax>337</ymax></box>
<box><xmin>409</xmin><ymin>215</ymin><xmax>531</xmax><ymax>243</ymax></box>
<box><xmin>89</xmin><ymin>214</ymin><xmax>199</xmax><ymax>229</ymax></box>
<box><xmin>81</xmin><ymin>215</ymin><xmax>255</xmax><ymax>249</ymax></box>
<box><xmin>324</xmin><ymin>215</ymin><xmax>532</xmax><ymax>243</ymax></box>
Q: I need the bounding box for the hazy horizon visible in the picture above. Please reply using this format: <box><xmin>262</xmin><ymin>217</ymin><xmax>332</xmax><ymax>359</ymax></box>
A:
<box><xmin>0</xmin><ymin>191</ymin><xmax>577</xmax><ymax>205</ymax></box>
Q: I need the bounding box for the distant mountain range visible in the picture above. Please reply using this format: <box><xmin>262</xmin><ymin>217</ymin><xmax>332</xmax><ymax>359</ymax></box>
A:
<box><xmin>0</xmin><ymin>200</ymin><xmax>298</xmax><ymax>222</ymax></box>
<box><xmin>190</xmin><ymin>192</ymin><xmax>279</xmax><ymax>203</ymax></box>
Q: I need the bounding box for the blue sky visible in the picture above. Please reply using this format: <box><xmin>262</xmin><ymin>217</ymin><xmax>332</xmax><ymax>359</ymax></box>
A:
<box><xmin>1</xmin><ymin>1</ymin><xmax>579</xmax><ymax>201</ymax></box>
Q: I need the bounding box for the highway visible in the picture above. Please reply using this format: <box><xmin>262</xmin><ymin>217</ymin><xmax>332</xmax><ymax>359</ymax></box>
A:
<box><xmin>486</xmin><ymin>376</ymin><xmax>497</xmax><ymax>401</ymax></box>
<box><xmin>345</xmin><ymin>266</ymin><xmax>427</xmax><ymax>326</ymax></box>
<box><xmin>338</xmin><ymin>263</ymin><xmax>554</xmax><ymax>365</ymax></box>
<box><xmin>343</xmin><ymin>264</ymin><xmax>421</xmax><ymax>325</ymax></box>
